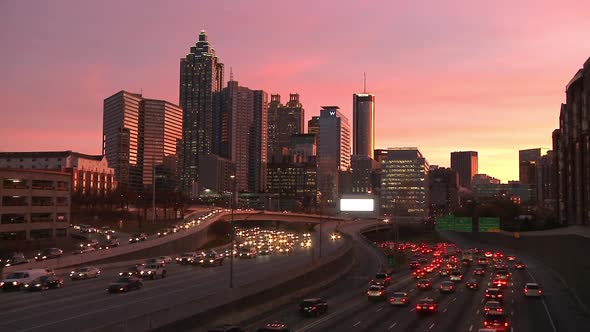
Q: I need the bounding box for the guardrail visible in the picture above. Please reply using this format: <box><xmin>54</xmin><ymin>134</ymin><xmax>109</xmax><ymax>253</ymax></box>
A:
<box><xmin>90</xmin><ymin>230</ymin><xmax>352</xmax><ymax>332</ymax></box>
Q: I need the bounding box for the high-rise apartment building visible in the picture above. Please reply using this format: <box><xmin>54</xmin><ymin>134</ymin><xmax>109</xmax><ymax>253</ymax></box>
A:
<box><xmin>267</xmin><ymin>94</ymin><xmax>304</xmax><ymax>162</ymax></box>
<box><xmin>212</xmin><ymin>80</ymin><xmax>267</xmax><ymax>193</ymax></box>
<box><xmin>380</xmin><ymin>148</ymin><xmax>429</xmax><ymax>220</ymax></box>
<box><xmin>554</xmin><ymin>57</ymin><xmax>590</xmax><ymax>225</ymax></box>
<box><xmin>103</xmin><ymin>91</ymin><xmax>142</xmax><ymax>191</ymax></box>
<box><xmin>317</xmin><ymin>107</ymin><xmax>351</xmax><ymax>204</ymax></box>
<box><xmin>450</xmin><ymin>151</ymin><xmax>478</xmax><ymax>189</ymax></box>
<box><xmin>179</xmin><ymin>30</ymin><xmax>224</xmax><ymax>195</ymax></box>
<box><xmin>353</xmin><ymin>93</ymin><xmax>375</xmax><ymax>158</ymax></box>
<box><xmin>138</xmin><ymin>99</ymin><xmax>183</xmax><ymax>190</ymax></box>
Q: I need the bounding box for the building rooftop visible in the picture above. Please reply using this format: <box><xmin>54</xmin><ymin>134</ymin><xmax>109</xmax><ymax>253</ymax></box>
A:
<box><xmin>0</xmin><ymin>151</ymin><xmax>104</xmax><ymax>161</ymax></box>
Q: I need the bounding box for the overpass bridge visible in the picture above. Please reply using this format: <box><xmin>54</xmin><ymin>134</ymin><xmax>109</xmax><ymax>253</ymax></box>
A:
<box><xmin>218</xmin><ymin>210</ymin><xmax>346</xmax><ymax>224</ymax></box>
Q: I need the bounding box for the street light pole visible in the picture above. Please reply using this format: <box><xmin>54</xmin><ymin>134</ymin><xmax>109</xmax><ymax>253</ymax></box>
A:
<box><xmin>229</xmin><ymin>175</ymin><xmax>235</xmax><ymax>289</ymax></box>
<box><xmin>318</xmin><ymin>191</ymin><xmax>322</xmax><ymax>258</ymax></box>
<box><xmin>152</xmin><ymin>163</ymin><xmax>156</xmax><ymax>224</ymax></box>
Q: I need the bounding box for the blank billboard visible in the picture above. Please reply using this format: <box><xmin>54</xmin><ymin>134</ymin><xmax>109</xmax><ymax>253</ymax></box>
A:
<box><xmin>340</xmin><ymin>198</ymin><xmax>374</xmax><ymax>212</ymax></box>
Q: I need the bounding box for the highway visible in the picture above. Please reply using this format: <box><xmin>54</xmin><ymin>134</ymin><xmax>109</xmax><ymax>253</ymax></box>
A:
<box><xmin>245</xmin><ymin>221</ymin><xmax>585</xmax><ymax>332</ymax></box>
<box><xmin>0</xmin><ymin>221</ymin><xmax>343</xmax><ymax>332</ymax></box>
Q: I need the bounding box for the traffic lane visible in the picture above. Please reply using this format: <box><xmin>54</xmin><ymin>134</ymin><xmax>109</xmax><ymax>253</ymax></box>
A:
<box><xmin>0</xmin><ymin>244</ymin><xmax>335</xmax><ymax>332</ymax></box>
<box><xmin>442</xmin><ymin>231</ymin><xmax>589</xmax><ymax>332</ymax></box>
<box><xmin>244</xmin><ymin>221</ymin><xmax>391</xmax><ymax>332</ymax></box>
<box><xmin>0</xmin><ymin>249</ymin><xmax>326</xmax><ymax>332</ymax></box>
<box><xmin>512</xmin><ymin>267</ymin><xmax>556</xmax><ymax>332</ymax></box>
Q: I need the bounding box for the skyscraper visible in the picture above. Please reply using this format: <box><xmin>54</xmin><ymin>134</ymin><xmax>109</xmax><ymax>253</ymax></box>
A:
<box><xmin>103</xmin><ymin>90</ymin><xmax>142</xmax><ymax>191</ymax></box>
<box><xmin>212</xmin><ymin>80</ymin><xmax>267</xmax><ymax>192</ymax></box>
<box><xmin>428</xmin><ymin>167</ymin><xmax>459</xmax><ymax>216</ymax></box>
<box><xmin>450</xmin><ymin>151</ymin><xmax>478</xmax><ymax>189</ymax></box>
<box><xmin>179</xmin><ymin>30</ymin><xmax>224</xmax><ymax>196</ymax></box>
<box><xmin>267</xmin><ymin>94</ymin><xmax>304</xmax><ymax>162</ymax></box>
<box><xmin>138</xmin><ymin>99</ymin><xmax>183</xmax><ymax>189</ymax></box>
<box><xmin>308</xmin><ymin>116</ymin><xmax>320</xmax><ymax>137</ymax></box>
<box><xmin>380</xmin><ymin>148</ymin><xmax>429</xmax><ymax>220</ymax></box>
<box><xmin>317</xmin><ymin>106</ymin><xmax>351</xmax><ymax>204</ymax></box>
<box><xmin>353</xmin><ymin>93</ymin><xmax>375</xmax><ymax>157</ymax></box>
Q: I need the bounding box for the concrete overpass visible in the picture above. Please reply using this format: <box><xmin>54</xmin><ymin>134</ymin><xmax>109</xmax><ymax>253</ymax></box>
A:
<box><xmin>219</xmin><ymin>210</ymin><xmax>345</xmax><ymax>224</ymax></box>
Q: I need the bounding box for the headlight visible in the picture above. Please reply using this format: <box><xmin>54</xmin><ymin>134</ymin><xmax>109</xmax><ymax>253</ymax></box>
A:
<box><xmin>5</xmin><ymin>263</ymin><xmax>10</xmax><ymax>267</ymax></box>
<box><xmin>147</xmin><ymin>271</ymin><xmax>152</xmax><ymax>274</ymax></box>
<box><xmin>119</xmin><ymin>272</ymin><xmax>123</xmax><ymax>276</ymax></box>
<box><xmin>140</xmin><ymin>271</ymin><xmax>144</xmax><ymax>274</ymax></box>
<box><xmin>35</xmin><ymin>284</ymin><xmax>41</xmax><ymax>287</ymax></box>
<box><xmin>209</xmin><ymin>259</ymin><xmax>214</xmax><ymax>263</ymax></box>
<box><xmin>0</xmin><ymin>282</ymin><xmax>3</xmax><ymax>287</ymax></box>
<box><xmin>79</xmin><ymin>273</ymin><xmax>84</xmax><ymax>276</ymax></box>
<box><xmin>119</xmin><ymin>287</ymin><xmax>124</xmax><ymax>291</ymax></box>
<box><xmin>12</xmin><ymin>281</ymin><xmax>18</xmax><ymax>285</ymax></box>
<box><xmin>25</xmin><ymin>284</ymin><xmax>29</xmax><ymax>288</ymax></box>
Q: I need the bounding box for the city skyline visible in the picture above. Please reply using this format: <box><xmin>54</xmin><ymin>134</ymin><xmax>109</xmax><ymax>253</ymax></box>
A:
<box><xmin>2</xmin><ymin>1</ymin><xmax>590</xmax><ymax>182</ymax></box>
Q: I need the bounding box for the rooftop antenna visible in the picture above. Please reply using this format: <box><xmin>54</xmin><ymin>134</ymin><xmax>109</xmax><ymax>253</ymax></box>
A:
<box><xmin>363</xmin><ymin>72</ymin><xmax>366</xmax><ymax>93</ymax></box>
<box><xmin>230</xmin><ymin>67</ymin><xmax>234</xmax><ymax>81</ymax></box>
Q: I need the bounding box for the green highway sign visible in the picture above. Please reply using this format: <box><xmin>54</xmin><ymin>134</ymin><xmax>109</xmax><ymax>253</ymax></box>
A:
<box><xmin>479</xmin><ymin>217</ymin><xmax>500</xmax><ymax>232</ymax></box>
<box><xmin>454</xmin><ymin>217</ymin><xmax>473</xmax><ymax>232</ymax></box>
<box><xmin>436</xmin><ymin>215</ymin><xmax>454</xmax><ymax>231</ymax></box>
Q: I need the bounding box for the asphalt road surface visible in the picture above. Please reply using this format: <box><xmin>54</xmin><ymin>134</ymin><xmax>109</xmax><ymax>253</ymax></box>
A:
<box><xmin>245</xmin><ymin>223</ymin><xmax>586</xmax><ymax>332</ymax></box>
<box><xmin>0</xmin><ymin>221</ymin><xmax>342</xmax><ymax>332</ymax></box>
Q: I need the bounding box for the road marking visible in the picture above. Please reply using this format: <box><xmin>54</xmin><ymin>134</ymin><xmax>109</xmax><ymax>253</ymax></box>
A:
<box><xmin>429</xmin><ymin>323</ymin><xmax>435</xmax><ymax>330</ymax></box>
<box><xmin>353</xmin><ymin>321</ymin><xmax>361</xmax><ymax>327</ymax></box>
<box><xmin>376</xmin><ymin>307</ymin><xmax>383</xmax><ymax>312</ymax></box>
<box><xmin>525</xmin><ymin>263</ymin><xmax>557</xmax><ymax>332</ymax></box>
<box><xmin>480</xmin><ymin>299</ymin><xmax>484</xmax><ymax>304</ymax></box>
<box><xmin>512</xmin><ymin>289</ymin><xmax>514</xmax><ymax>293</ymax></box>
<box><xmin>451</xmin><ymin>297</ymin><xmax>457</xmax><ymax>302</ymax></box>
<box><xmin>409</xmin><ymin>289</ymin><xmax>415</xmax><ymax>292</ymax></box>
<box><xmin>476</xmin><ymin>309</ymin><xmax>479</xmax><ymax>315</ymax></box>
<box><xmin>511</xmin><ymin>310</ymin><xmax>514</xmax><ymax>316</ymax></box>
<box><xmin>443</xmin><ymin>308</ymin><xmax>448</xmax><ymax>312</ymax></box>
<box><xmin>460</xmin><ymin>288</ymin><xmax>464</xmax><ymax>292</ymax></box>
<box><xmin>511</xmin><ymin>299</ymin><xmax>514</xmax><ymax>303</ymax></box>
<box><xmin>388</xmin><ymin>322</ymin><xmax>398</xmax><ymax>330</ymax></box>
<box><xmin>469</xmin><ymin>324</ymin><xmax>473</xmax><ymax>331</ymax></box>
<box><xmin>409</xmin><ymin>308</ymin><xmax>415</xmax><ymax>312</ymax></box>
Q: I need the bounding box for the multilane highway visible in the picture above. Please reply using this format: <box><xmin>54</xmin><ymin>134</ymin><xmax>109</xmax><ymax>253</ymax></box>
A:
<box><xmin>0</xmin><ymin>221</ymin><xmax>342</xmax><ymax>332</ymax></box>
<box><xmin>245</xmin><ymin>220</ymin><xmax>589</xmax><ymax>332</ymax></box>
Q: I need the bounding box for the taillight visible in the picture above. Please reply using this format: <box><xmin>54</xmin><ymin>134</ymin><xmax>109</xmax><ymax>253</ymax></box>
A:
<box><xmin>378</xmin><ymin>291</ymin><xmax>383</xmax><ymax>295</ymax></box>
<box><xmin>416</xmin><ymin>305</ymin><xmax>421</xmax><ymax>309</ymax></box>
<box><xmin>311</xmin><ymin>306</ymin><xmax>317</xmax><ymax>310</ymax></box>
<box><xmin>524</xmin><ymin>288</ymin><xmax>528</xmax><ymax>292</ymax></box>
<box><xmin>498</xmin><ymin>294</ymin><xmax>503</xmax><ymax>297</ymax></box>
<box><xmin>401</xmin><ymin>298</ymin><xmax>406</xmax><ymax>302</ymax></box>
<box><xmin>367</xmin><ymin>291</ymin><xmax>370</xmax><ymax>295</ymax></box>
<box><xmin>505</xmin><ymin>322</ymin><xmax>509</xmax><ymax>327</ymax></box>
<box><xmin>484</xmin><ymin>321</ymin><xmax>488</xmax><ymax>325</ymax></box>
<box><xmin>428</xmin><ymin>306</ymin><xmax>434</xmax><ymax>310</ymax></box>
<box><xmin>539</xmin><ymin>290</ymin><xmax>542</xmax><ymax>294</ymax></box>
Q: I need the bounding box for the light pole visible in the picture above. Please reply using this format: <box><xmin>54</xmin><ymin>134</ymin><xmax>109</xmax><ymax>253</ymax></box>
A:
<box><xmin>229</xmin><ymin>175</ymin><xmax>235</xmax><ymax>289</ymax></box>
<box><xmin>152</xmin><ymin>163</ymin><xmax>156</xmax><ymax>224</ymax></box>
<box><xmin>317</xmin><ymin>191</ymin><xmax>322</xmax><ymax>258</ymax></box>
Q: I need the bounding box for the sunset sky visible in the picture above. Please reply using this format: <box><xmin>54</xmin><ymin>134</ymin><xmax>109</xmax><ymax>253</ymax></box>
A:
<box><xmin>2</xmin><ymin>0</ymin><xmax>590</xmax><ymax>182</ymax></box>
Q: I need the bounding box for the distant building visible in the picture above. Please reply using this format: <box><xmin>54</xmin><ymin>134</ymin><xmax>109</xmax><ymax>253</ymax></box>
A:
<box><xmin>212</xmin><ymin>80</ymin><xmax>268</xmax><ymax>193</ymax></box>
<box><xmin>266</xmin><ymin>158</ymin><xmax>317</xmax><ymax>211</ymax></box>
<box><xmin>179</xmin><ymin>30</ymin><xmax>224</xmax><ymax>196</ymax></box>
<box><xmin>471</xmin><ymin>174</ymin><xmax>501</xmax><ymax>199</ymax></box>
<box><xmin>0</xmin><ymin>151</ymin><xmax>116</xmax><ymax>197</ymax></box>
<box><xmin>351</xmin><ymin>155</ymin><xmax>379</xmax><ymax>194</ymax></box>
<box><xmin>317</xmin><ymin>107</ymin><xmax>351</xmax><ymax>204</ymax></box>
<box><xmin>290</xmin><ymin>134</ymin><xmax>316</xmax><ymax>163</ymax></box>
<box><xmin>353</xmin><ymin>93</ymin><xmax>375</xmax><ymax>158</ymax></box>
<box><xmin>429</xmin><ymin>167</ymin><xmax>459</xmax><ymax>217</ymax></box>
<box><xmin>380</xmin><ymin>148</ymin><xmax>429</xmax><ymax>220</ymax></box>
<box><xmin>267</xmin><ymin>94</ymin><xmax>304</xmax><ymax>162</ymax></box>
<box><xmin>537</xmin><ymin>150</ymin><xmax>555</xmax><ymax>209</ymax></box>
<box><xmin>0</xmin><ymin>168</ymin><xmax>70</xmax><ymax>240</ymax></box>
<box><xmin>554</xmin><ymin>57</ymin><xmax>590</xmax><ymax>225</ymax></box>
<box><xmin>374</xmin><ymin>149</ymin><xmax>389</xmax><ymax>164</ymax></box>
<box><xmin>198</xmin><ymin>154</ymin><xmax>235</xmax><ymax>195</ymax></box>
<box><xmin>450</xmin><ymin>151</ymin><xmax>478</xmax><ymax>189</ymax></box>
<box><xmin>519</xmin><ymin>148</ymin><xmax>548</xmax><ymax>204</ymax></box>
<box><xmin>308</xmin><ymin>116</ymin><xmax>320</xmax><ymax>136</ymax></box>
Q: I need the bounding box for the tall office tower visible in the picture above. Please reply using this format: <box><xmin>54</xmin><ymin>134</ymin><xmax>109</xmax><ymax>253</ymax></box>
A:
<box><xmin>380</xmin><ymin>148</ymin><xmax>429</xmax><ymax>220</ymax></box>
<box><xmin>353</xmin><ymin>93</ymin><xmax>375</xmax><ymax>157</ymax></box>
<box><xmin>267</xmin><ymin>94</ymin><xmax>304</xmax><ymax>162</ymax></box>
<box><xmin>554</xmin><ymin>57</ymin><xmax>590</xmax><ymax>226</ymax></box>
<box><xmin>535</xmin><ymin>151</ymin><xmax>554</xmax><ymax>209</ymax></box>
<box><xmin>103</xmin><ymin>91</ymin><xmax>143</xmax><ymax>191</ymax></box>
<box><xmin>450</xmin><ymin>151</ymin><xmax>478</xmax><ymax>189</ymax></box>
<box><xmin>351</xmin><ymin>155</ymin><xmax>379</xmax><ymax>194</ymax></box>
<box><xmin>212</xmin><ymin>80</ymin><xmax>267</xmax><ymax>192</ymax></box>
<box><xmin>137</xmin><ymin>99</ymin><xmax>183</xmax><ymax>190</ymax></box>
<box><xmin>179</xmin><ymin>30</ymin><xmax>224</xmax><ymax>196</ymax></box>
<box><xmin>428</xmin><ymin>167</ymin><xmax>459</xmax><ymax>216</ymax></box>
<box><xmin>317</xmin><ymin>106</ymin><xmax>351</xmax><ymax>204</ymax></box>
<box><xmin>308</xmin><ymin>116</ymin><xmax>320</xmax><ymax>138</ymax></box>
<box><xmin>519</xmin><ymin>148</ymin><xmax>548</xmax><ymax>204</ymax></box>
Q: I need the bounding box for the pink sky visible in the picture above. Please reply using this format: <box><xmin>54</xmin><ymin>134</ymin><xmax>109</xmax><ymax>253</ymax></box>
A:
<box><xmin>1</xmin><ymin>0</ymin><xmax>590</xmax><ymax>182</ymax></box>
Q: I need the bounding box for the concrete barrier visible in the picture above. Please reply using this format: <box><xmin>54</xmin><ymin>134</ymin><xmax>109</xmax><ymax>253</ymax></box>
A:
<box><xmin>89</xmin><ymin>235</ymin><xmax>352</xmax><ymax>332</ymax></box>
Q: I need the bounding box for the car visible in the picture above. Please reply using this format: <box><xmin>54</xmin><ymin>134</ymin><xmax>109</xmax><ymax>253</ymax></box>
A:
<box><xmin>491</xmin><ymin>277</ymin><xmax>509</xmax><ymax>288</ymax></box>
<box><xmin>207</xmin><ymin>325</ymin><xmax>245</xmax><ymax>332</ymax></box>
<box><xmin>415</xmin><ymin>298</ymin><xmax>438</xmax><ymax>314</ymax></box>
<box><xmin>157</xmin><ymin>256</ymin><xmax>173</xmax><ymax>264</ymax></box>
<box><xmin>389</xmin><ymin>292</ymin><xmax>410</xmax><ymax>306</ymax></box>
<box><xmin>485</xmin><ymin>288</ymin><xmax>504</xmax><ymax>303</ymax></box>
<box><xmin>493</xmin><ymin>262</ymin><xmax>506</xmax><ymax>270</ymax></box>
<box><xmin>514</xmin><ymin>261</ymin><xmax>526</xmax><ymax>269</ymax></box>
<box><xmin>462</xmin><ymin>258</ymin><xmax>472</xmax><ymax>266</ymax></box>
<box><xmin>474</xmin><ymin>266</ymin><xmax>486</xmax><ymax>276</ymax></box>
<box><xmin>259</xmin><ymin>245</ymin><xmax>271</xmax><ymax>255</ymax></box>
<box><xmin>1</xmin><ymin>269</ymin><xmax>49</xmax><ymax>291</ymax></box>
<box><xmin>176</xmin><ymin>252</ymin><xmax>199</xmax><ymax>264</ymax></box>
<box><xmin>107</xmin><ymin>276</ymin><xmax>143</xmax><ymax>293</ymax></box>
<box><xmin>409</xmin><ymin>261</ymin><xmax>421</xmax><ymax>269</ymax></box>
<box><xmin>367</xmin><ymin>285</ymin><xmax>387</xmax><ymax>301</ymax></box>
<box><xmin>483</xmin><ymin>301</ymin><xmax>503</xmax><ymax>313</ymax></box>
<box><xmin>413</xmin><ymin>269</ymin><xmax>426</xmax><ymax>279</ymax></box>
<box><xmin>439</xmin><ymin>281</ymin><xmax>455</xmax><ymax>293</ymax></box>
<box><xmin>98</xmin><ymin>238</ymin><xmax>120</xmax><ymax>249</ymax></box>
<box><xmin>493</xmin><ymin>252</ymin><xmax>504</xmax><ymax>260</ymax></box>
<box><xmin>72</xmin><ymin>246</ymin><xmax>95</xmax><ymax>255</ymax></box>
<box><xmin>299</xmin><ymin>298</ymin><xmax>328</xmax><ymax>316</ymax></box>
<box><xmin>371</xmin><ymin>272</ymin><xmax>391</xmax><ymax>286</ymax></box>
<box><xmin>24</xmin><ymin>275</ymin><xmax>64</xmax><ymax>291</ymax></box>
<box><xmin>256</xmin><ymin>322</ymin><xmax>290</xmax><ymax>332</ymax></box>
<box><xmin>119</xmin><ymin>265</ymin><xmax>145</xmax><ymax>277</ymax></box>
<box><xmin>141</xmin><ymin>263</ymin><xmax>167</xmax><ymax>279</ymax></box>
<box><xmin>70</xmin><ymin>266</ymin><xmax>101</xmax><ymax>280</ymax></box>
<box><xmin>484</xmin><ymin>251</ymin><xmax>493</xmax><ymax>258</ymax></box>
<box><xmin>478</xmin><ymin>258</ymin><xmax>489</xmax><ymax>265</ymax></box>
<box><xmin>483</xmin><ymin>311</ymin><xmax>510</xmax><ymax>331</ymax></box>
<box><xmin>524</xmin><ymin>283</ymin><xmax>543</xmax><ymax>297</ymax></box>
<box><xmin>494</xmin><ymin>270</ymin><xmax>510</xmax><ymax>279</ymax></box>
<box><xmin>449</xmin><ymin>270</ymin><xmax>463</xmax><ymax>281</ymax></box>
<box><xmin>238</xmin><ymin>247</ymin><xmax>257</xmax><ymax>258</ymax></box>
<box><xmin>477</xmin><ymin>329</ymin><xmax>498</xmax><ymax>332</ymax></box>
<box><xmin>330</xmin><ymin>232</ymin><xmax>341</xmax><ymax>240</ymax></box>
<box><xmin>198</xmin><ymin>250</ymin><xmax>224</xmax><ymax>267</ymax></box>
<box><xmin>438</xmin><ymin>269</ymin><xmax>450</xmax><ymax>276</ymax></box>
<box><xmin>157</xmin><ymin>230</ymin><xmax>169</xmax><ymax>237</ymax></box>
<box><xmin>506</xmin><ymin>255</ymin><xmax>516</xmax><ymax>261</ymax></box>
<box><xmin>466</xmin><ymin>279</ymin><xmax>479</xmax><ymax>290</ymax></box>
<box><xmin>129</xmin><ymin>233</ymin><xmax>148</xmax><ymax>243</ymax></box>
<box><xmin>417</xmin><ymin>279</ymin><xmax>432</xmax><ymax>290</ymax></box>
<box><xmin>34</xmin><ymin>248</ymin><xmax>63</xmax><ymax>261</ymax></box>
<box><xmin>2</xmin><ymin>252</ymin><xmax>28</xmax><ymax>267</ymax></box>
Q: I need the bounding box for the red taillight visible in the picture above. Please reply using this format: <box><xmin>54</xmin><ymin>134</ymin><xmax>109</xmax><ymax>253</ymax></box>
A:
<box><xmin>485</xmin><ymin>294</ymin><xmax>490</xmax><ymax>297</ymax></box>
<box><xmin>311</xmin><ymin>306</ymin><xmax>317</xmax><ymax>310</ymax></box>
<box><xmin>498</xmin><ymin>294</ymin><xmax>503</xmax><ymax>297</ymax></box>
<box><xmin>524</xmin><ymin>288</ymin><xmax>528</xmax><ymax>292</ymax></box>
<box><xmin>539</xmin><ymin>290</ymin><xmax>542</xmax><ymax>294</ymax></box>
<box><xmin>505</xmin><ymin>322</ymin><xmax>509</xmax><ymax>327</ymax></box>
<box><xmin>428</xmin><ymin>306</ymin><xmax>434</xmax><ymax>310</ymax></box>
<box><xmin>401</xmin><ymin>298</ymin><xmax>406</xmax><ymax>302</ymax></box>
<box><xmin>484</xmin><ymin>321</ymin><xmax>488</xmax><ymax>325</ymax></box>
<box><xmin>378</xmin><ymin>291</ymin><xmax>383</xmax><ymax>295</ymax></box>
<box><xmin>416</xmin><ymin>305</ymin><xmax>421</xmax><ymax>309</ymax></box>
<box><xmin>367</xmin><ymin>291</ymin><xmax>370</xmax><ymax>295</ymax></box>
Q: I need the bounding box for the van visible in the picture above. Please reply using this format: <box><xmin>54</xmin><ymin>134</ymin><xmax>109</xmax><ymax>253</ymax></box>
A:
<box><xmin>1</xmin><ymin>269</ymin><xmax>49</xmax><ymax>291</ymax></box>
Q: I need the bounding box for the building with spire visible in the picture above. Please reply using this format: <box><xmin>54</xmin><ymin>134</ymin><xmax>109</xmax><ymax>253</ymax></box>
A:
<box><xmin>179</xmin><ymin>30</ymin><xmax>224</xmax><ymax>196</ymax></box>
